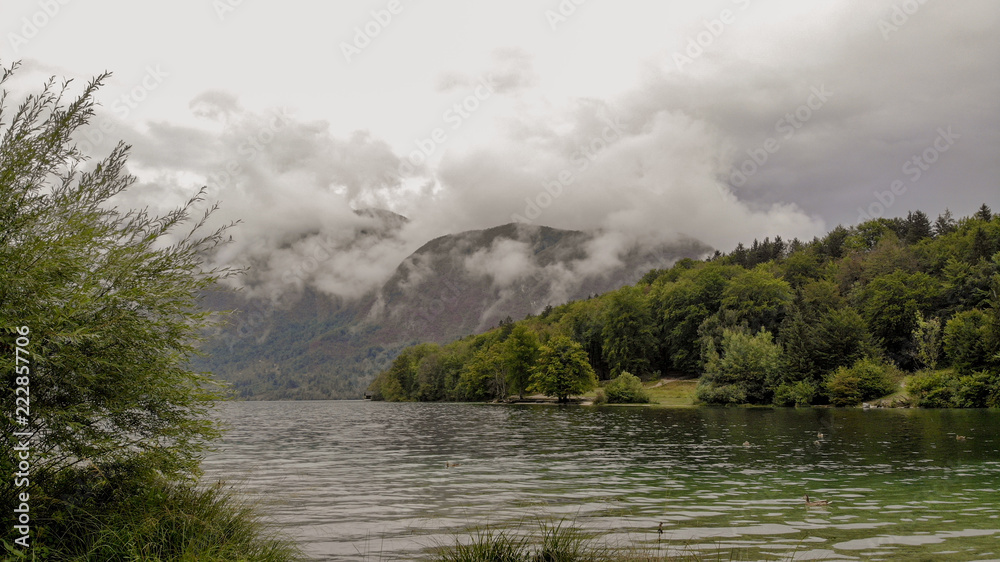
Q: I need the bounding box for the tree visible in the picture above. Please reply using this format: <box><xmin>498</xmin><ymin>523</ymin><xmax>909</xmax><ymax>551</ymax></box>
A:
<box><xmin>856</xmin><ymin>270</ymin><xmax>940</xmax><ymax>363</ymax></box>
<box><xmin>503</xmin><ymin>324</ymin><xmax>539</xmax><ymax>398</ymax></box>
<box><xmin>529</xmin><ymin>336</ymin><xmax>597</xmax><ymax>402</ymax></box>
<box><xmin>933</xmin><ymin>209</ymin><xmax>957</xmax><ymax>237</ymax></box>
<box><xmin>458</xmin><ymin>341</ymin><xmax>508</xmax><ymax>401</ymax></box>
<box><xmin>975</xmin><ymin>203</ymin><xmax>993</xmax><ymax>222</ymax></box>
<box><xmin>601</xmin><ymin>286</ymin><xmax>656</xmax><ymax>377</ymax></box>
<box><xmin>719</xmin><ymin>267</ymin><xmax>793</xmax><ymax>335</ymax></box>
<box><xmin>654</xmin><ymin>264</ymin><xmax>735</xmax><ymax>373</ymax></box>
<box><xmin>943</xmin><ymin>309</ymin><xmax>992</xmax><ymax>374</ymax></box>
<box><xmin>912</xmin><ymin>312</ymin><xmax>943</xmax><ymax>370</ymax></box>
<box><xmin>903</xmin><ymin>210</ymin><xmax>933</xmax><ymax>245</ymax></box>
<box><xmin>696</xmin><ymin>328</ymin><xmax>784</xmax><ymax>405</ymax></box>
<box><xmin>0</xmin><ymin>66</ymin><xmax>235</xmax><ymax>515</ymax></box>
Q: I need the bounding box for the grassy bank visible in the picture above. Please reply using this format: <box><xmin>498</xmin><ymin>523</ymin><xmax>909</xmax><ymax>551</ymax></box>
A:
<box><xmin>6</xmin><ymin>464</ymin><xmax>302</xmax><ymax>561</ymax></box>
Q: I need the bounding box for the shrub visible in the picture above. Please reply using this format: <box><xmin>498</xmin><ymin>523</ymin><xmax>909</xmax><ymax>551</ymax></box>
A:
<box><xmin>773</xmin><ymin>380</ymin><xmax>818</xmax><ymax>406</ymax></box>
<box><xmin>697</xmin><ymin>328</ymin><xmax>783</xmax><ymax>405</ymax></box>
<box><xmin>955</xmin><ymin>371</ymin><xmax>1000</xmax><ymax>408</ymax></box>
<box><xmin>911</xmin><ymin>369</ymin><xmax>1000</xmax><ymax>408</ymax></box>
<box><xmin>30</xmin><ymin>461</ymin><xmax>301</xmax><ymax>560</ymax></box>
<box><xmin>604</xmin><ymin>371</ymin><xmax>650</xmax><ymax>403</ymax></box>
<box><xmin>592</xmin><ymin>389</ymin><xmax>608</xmax><ymax>405</ymax></box>
<box><xmin>908</xmin><ymin>370</ymin><xmax>959</xmax><ymax>408</ymax></box>
<box><xmin>825</xmin><ymin>357</ymin><xmax>898</xmax><ymax>406</ymax></box>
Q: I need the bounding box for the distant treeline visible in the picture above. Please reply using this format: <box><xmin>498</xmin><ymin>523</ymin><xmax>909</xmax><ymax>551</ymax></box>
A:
<box><xmin>369</xmin><ymin>206</ymin><xmax>1000</xmax><ymax>407</ymax></box>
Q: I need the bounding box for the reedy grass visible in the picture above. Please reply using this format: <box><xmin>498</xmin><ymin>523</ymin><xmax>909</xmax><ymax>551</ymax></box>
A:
<box><xmin>6</xmin><ymin>463</ymin><xmax>303</xmax><ymax>562</ymax></box>
<box><xmin>431</xmin><ymin>519</ymin><xmax>743</xmax><ymax>562</ymax></box>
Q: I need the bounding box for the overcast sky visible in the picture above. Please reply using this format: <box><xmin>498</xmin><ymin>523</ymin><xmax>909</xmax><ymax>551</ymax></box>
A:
<box><xmin>3</xmin><ymin>0</ymin><xmax>998</xmax><ymax>298</ymax></box>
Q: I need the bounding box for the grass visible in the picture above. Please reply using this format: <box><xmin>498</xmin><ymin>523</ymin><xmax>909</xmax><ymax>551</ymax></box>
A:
<box><xmin>431</xmin><ymin>520</ymin><xmax>741</xmax><ymax>562</ymax></box>
<box><xmin>6</xmin><ymin>462</ymin><xmax>303</xmax><ymax>561</ymax></box>
<box><xmin>583</xmin><ymin>378</ymin><xmax>698</xmax><ymax>407</ymax></box>
<box><xmin>643</xmin><ymin>379</ymin><xmax>698</xmax><ymax>407</ymax></box>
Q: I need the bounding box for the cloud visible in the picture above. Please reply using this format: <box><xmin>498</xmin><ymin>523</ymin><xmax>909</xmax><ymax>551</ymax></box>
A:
<box><xmin>80</xmin><ymin>0</ymin><xmax>998</xmax><ymax>305</ymax></box>
<box><xmin>436</xmin><ymin>48</ymin><xmax>538</xmax><ymax>94</ymax></box>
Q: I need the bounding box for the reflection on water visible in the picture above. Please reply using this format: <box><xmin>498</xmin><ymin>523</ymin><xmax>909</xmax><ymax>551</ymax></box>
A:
<box><xmin>201</xmin><ymin>402</ymin><xmax>1000</xmax><ymax>560</ymax></box>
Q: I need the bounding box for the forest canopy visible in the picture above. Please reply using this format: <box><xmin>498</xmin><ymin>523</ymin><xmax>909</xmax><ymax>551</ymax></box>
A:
<box><xmin>369</xmin><ymin>207</ymin><xmax>1000</xmax><ymax>407</ymax></box>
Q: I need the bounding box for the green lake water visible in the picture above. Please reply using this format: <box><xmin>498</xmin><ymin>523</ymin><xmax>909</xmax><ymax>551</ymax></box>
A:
<box><xmin>202</xmin><ymin>401</ymin><xmax>1000</xmax><ymax>561</ymax></box>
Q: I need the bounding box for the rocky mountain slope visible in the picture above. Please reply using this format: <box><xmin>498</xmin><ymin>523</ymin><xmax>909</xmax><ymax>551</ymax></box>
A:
<box><xmin>194</xmin><ymin>220</ymin><xmax>711</xmax><ymax>399</ymax></box>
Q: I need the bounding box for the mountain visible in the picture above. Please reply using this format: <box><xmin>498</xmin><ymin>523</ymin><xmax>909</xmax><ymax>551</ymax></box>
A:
<box><xmin>194</xmin><ymin>220</ymin><xmax>711</xmax><ymax>399</ymax></box>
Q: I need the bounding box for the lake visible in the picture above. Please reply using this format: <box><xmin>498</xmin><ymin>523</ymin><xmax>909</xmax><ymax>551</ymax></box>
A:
<box><xmin>201</xmin><ymin>401</ymin><xmax>1000</xmax><ymax>561</ymax></box>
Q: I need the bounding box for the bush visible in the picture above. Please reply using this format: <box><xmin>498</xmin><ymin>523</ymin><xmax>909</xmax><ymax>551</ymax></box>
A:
<box><xmin>604</xmin><ymin>372</ymin><xmax>650</xmax><ymax>404</ymax></box>
<box><xmin>773</xmin><ymin>380</ymin><xmax>818</xmax><ymax>406</ymax></box>
<box><xmin>825</xmin><ymin>357</ymin><xmax>898</xmax><ymax>406</ymax></box>
<box><xmin>908</xmin><ymin>370</ymin><xmax>959</xmax><ymax>407</ymax></box>
<box><xmin>28</xmin><ymin>461</ymin><xmax>301</xmax><ymax>560</ymax></box>
<box><xmin>697</xmin><ymin>328</ymin><xmax>784</xmax><ymax>405</ymax></box>
<box><xmin>909</xmin><ymin>369</ymin><xmax>1000</xmax><ymax>408</ymax></box>
<box><xmin>956</xmin><ymin>371</ymin><xmax>1000</xmax><ymax>408</ymax></box>
<box><xmin>592</xmin><ymin>388</ymin><xmax>608</xmax><ymax>405</ymax></box>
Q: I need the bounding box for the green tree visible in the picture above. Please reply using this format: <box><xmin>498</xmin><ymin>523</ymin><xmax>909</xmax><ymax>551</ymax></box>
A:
<box><xmin>602</xmin><ymin>286</ymin><xmax>656</xmax><ymax>377</ymax></box>
<box><xmin>0</xmin><ymin>67</ymin><xmax>235</xmax><ymax>518</ymax></box>
<box><xmin>912</xmin><ymin>312</ymin><xmax>943</xmax><ymax>370</ymax></box>
<box><xmin>696</xmin><ymin>328</ymin><xmax>784</xmax><ymax>405</ymax></box>
<box><xmin>856</xmin><ymin>270</ymin><xmax>940</xmax><ymax>363</ymax></box>
<box><xmin>529</xmin><ymin>336</ymin><xmax>598</xmax><ymax>402</ymax></box>
<box><xmin>975</xmin><ymin>203</ymin><xmax>993</xmax><ymax>222</ymax></box>
<box><xmin>933</xmin><ymin>209</ymin><xmax>957</xmax><ymax>237</ymax></box>
<box><xmin>654</xmin><ymin>264</ymin><xmax>735</xmax><ymax>373</ymax></box>
<box><xmin>458</xmin><ymin>341</ymin><xmax>508</xmax><ymax>400</ymax></box>
<box><xmin>943</xmin><ymin>309</ymin><xmax>992</xmax><ymax>374</ymax></box>
<box><xmin>719</xmin><ymin>267</ymin><xmax>793</xmax><ymax>335</ymax></box>
<box><xmin>503</xmin><ymin>324</ymin><xmax>539</xmax><ymax>398</ymax></box>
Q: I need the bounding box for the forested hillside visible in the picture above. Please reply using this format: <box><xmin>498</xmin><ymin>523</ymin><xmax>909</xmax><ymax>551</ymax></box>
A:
<box><xmin>369</xmin><ymin>206</ymin><xmax>1000</xmax><ymax>407</ymax></box>
<box><xmin>196</xmin><ymin>223</ymin><xmax>708</xmax><ymax>399</ymax></box>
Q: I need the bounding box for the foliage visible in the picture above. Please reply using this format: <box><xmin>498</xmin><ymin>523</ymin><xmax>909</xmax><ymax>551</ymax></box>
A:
<box><xmin>912</xmin><ymin>312</ymin><xmax>943</xmax><ymax>370</ymax></box>
<box><xmin>373</xmin><ymin>204</ymin><xmax>1000</xmax><ymax>408</ymax></box>
<box><xmin>943</xmin><ymin>309</ymin><xmax>993</xmax><ymax>374</ymax></box>
<box><xmin>0</xmin><ymin>64</ymin><xmax>294</xmax><ymax>559</ymax></box>
<box><xmin>601</xmin><ymin>286</ymin><xmax>656</xmax><ymax>377</ymax></box>
<box><xmin>0</xmin><ymin>63</ymin><xmax>235</xmax><ymax>504</ymax></box>
<box><xmin>529</xmin><ymin>336</ymin><xmax>598</xmax><ymax>402</ymax></box>
<box><xmin>773</xmin><ymin>380</ymin><xmax>819</xmax><ymax>407</ymax></box>
<box><xmin>696</xmin><ymin>329</ymin><xmax>783</xmax><ymax>405</ymax></box>
<box><xmin>825</xmin><ymin>357</ymin><xmax>898</xmax><ymax>406</ymax></box>
<box><xmin>504</xmin><ymin>324</ymin><xmax>540</xmax><ymax>397</ymax></box>
<box><xmin>855</xmin><ymin>270</ymin><xmax>940</xmax><ymax>364</ymax></box>
<box><xmin>22</xmin><ymin>461</ymin><xmax>301</xmax><ymax>560</ymax></box>
<box><xmin>604</xmin><ymin>371</ymin><xmax>650</xmax><ymax>404</ymax></box>
<box><xmin>909</xmin><ymin>369</ymin><xmax>1000</xmax><ymax>408</ymax></box>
